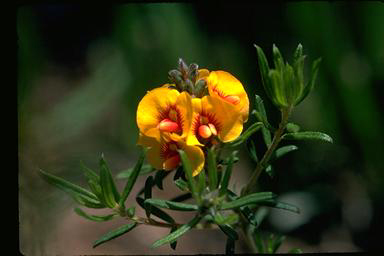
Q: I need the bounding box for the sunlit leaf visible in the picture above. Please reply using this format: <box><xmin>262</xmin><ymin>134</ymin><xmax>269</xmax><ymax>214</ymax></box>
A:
<box><xmin>93</xmin><ymin>222</ymin><xmax>137</xmax><ymax>248</ymax></box>
<box><xmin>218</xmin><ymin>224</ymin><xmax>239</xmax><ymax>240</ymax></box>
<box><xmin>174</xmin><ymin>178</ymin><xmax>189</xmax><ymax>192</ymax></box>
<box><xmin>100</xmin><ymin>156</ymin><xmax>119</xmax><ymax>208</ymax></box>
<box><xmin>295</xmin><ymin>57</ymin><xmax>322</xmax><ymax>105</ymax></box>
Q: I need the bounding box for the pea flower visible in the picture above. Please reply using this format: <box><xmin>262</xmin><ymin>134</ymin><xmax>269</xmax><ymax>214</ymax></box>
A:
<box><xmin>206</xmin><ymin>71</ymin><xmax>250</xmax><ymax>123</ymax></box>
<box><xmin>138</xmin><ymin>132</ymin><xmax>205</xmax><ymax>176</ymax></box>
<box><xmin>136</xmin><ymin>87</ymin><xmax>193</xmax><ymax>139</ymax></box>
<box><xmin>186</xmin><ymin>95</ymin><xmax>244</xmax><ymax>145</ymax></box>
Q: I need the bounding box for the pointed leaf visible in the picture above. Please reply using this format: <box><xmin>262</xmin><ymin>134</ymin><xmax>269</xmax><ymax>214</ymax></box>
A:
<box><xmin>293</xmin><ymin>43</ymin><xmax>303</xmax><ymax>63</ymax></box>
<box><xmin>136</xmin><ymin>197</ymin><xmax>175</xmax><ymax>223</ymax></box>
<box><xmin>174</xmin><ymin>178</ymin><xmax>189</xmax><ymax>192</ymax></box>
<box><xmin>93</xmin><ymin>222</ymin><xmax>137</xmax><ymax>248</ymax></box>
<box><xmin>219</xmin><ymin>151</ymin><xmax>236</xmax><ymax>196</ymax></box>
<box><xmin>197</xmin><ymin>169</ymin><xmax>206</xmax><ymax>195</ymax></box>
<box><xmin>100</xmin><ymin>158</ymin><xmax>118</xmax><ymax>208</ymax></box>
<box><xmin>116</xmin><ymin>164</ymin><xmax>154</xmax><ymax>179</ymax></box>
<box><xmin>246</xmin><ymin>139</ymin><xmax>259</xmax><ymax>163</ymax></box>
<box><xmin>74</xmin><ymin>207</ymin><xmax>115</xmax><ymax>222</ymax></box>
<box><xmin>178</xmin><ymin>150</ymin><xmax>198</xmax><ymax>202</ymax></box>
<box><xmin>271</xmin><ymin>145</ymin><xmax>298</xmax><ymax>162</ymax></box>
<box><xmin>170</xmin><ymin>226</ymin><xmax>177</xmax><ymax>250</ymax></box>
<box><xmin>295</xmin><ymin>57</ymin><xmax>322</xmax><ymax>105</ymax></box>
<box><xmin>151</xmin><ymin>215</ymin><xmax>202</xmax><ymax>248</ymax></box>
<box><xmin>144</xmin><ymin>176</ymin><xmax>154</xmax><ymax>217</ymax></box>
<box><xmin>286</xmin><ymin>122</ymin><xmax>300</xmax><ymax>133</ymax></box>
<box><xmin>119</xmin><ymin>150</ymin><xmax>146</xmax><ymax>206</ymax></box>
<box><xmin>220</xmin><ymin>192</ymin><xmax>276</xmax><ymax>210</ymax></box>
<box><xmin>254</xmin><ymin>44</ymin><xmax>274</xmax><ymax>102</ymax></box>
<box><xmin>170</xmin><ymin>193</ymin><xmax>192</xmax><ymax>203</ymax></box>
<box><xmin>39</xmin><ymin>169</ymin><xmax>99</xmax><ymax>201</ymax></box>
<box><xmin>282</xmin><ymin>131</ymin><xmax>333</xmax><ymax>143</ymax></box>
<box><xmin>228</xmin><ymin>122</ymin><xmax>263</xmax><ymax>147</ymax></box>
<box><xmin>154</xmin><ymin>170</ymin><xmax>167</xmax><ymax>190</ymax></box>
<box><xmin>144</xmin><ymin>198</ymin><xmax>199</xmax><ymax>211</ymax></box>
<box><xmin>218</xmin><ymin>224</ymin><xmax>239</xmax><ymax>240</ymax></box>
<box><xmin>259</xmin><ymin>199</ymin><xmax>300</xmax><ymax>213</ymax></box>
<box><xmin>73</xmin><ymin>193</ymin><xmax>105</xmax><ymax>208</ymax></box>
<box><xmin>207</xmin><ymin>148</ymin><xmax>218</xmax><ymax>191</ymax></box>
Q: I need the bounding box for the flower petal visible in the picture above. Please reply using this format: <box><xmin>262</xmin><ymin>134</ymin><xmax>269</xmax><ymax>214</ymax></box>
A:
<box><xmin>136</xmin><ymin>87</ymin><xmax>180</xmax><ymax>138</ymax></box>
<box><xmin>137</xmin><ymin>133</ymin><xmax>163</xmax><ymax>170</ymax></box>
<box><xmin>177</xmin><ymin>139</ymin><xmax>205</xmax><ymax>177</ymax></box>
<box><xmin>202</xmin><ymin>96</ymin><xmax>244</xmax><ymax>143</ymax></box>
<box><xmin>207</xmin><ymin>71</ymin><xmax>249</xmax><ymax>122</ymax></box>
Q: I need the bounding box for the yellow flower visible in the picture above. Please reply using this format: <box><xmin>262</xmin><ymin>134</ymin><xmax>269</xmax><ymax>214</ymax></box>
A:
<box><xmin>186</xmin><ymin>95</ymin><xmax>244</xmax><ymax>145</ymax></box>
<box><xmin>138</xmin><ymin>132</ymin><xmax>205</xmax><ymax>176</ymax></box>
<box><xmin>136</xmin><ymin>87</ymin><xmax>193</xmax><ymax>140</ymax></box>
<box><xmin>206</xmin><ymin>71</ymin><xmax>250</xmax><ymax>122</ymax></box>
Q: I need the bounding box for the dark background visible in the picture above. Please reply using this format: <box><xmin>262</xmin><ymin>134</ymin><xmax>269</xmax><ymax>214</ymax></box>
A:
<box><xmin>18</xmin><ymin>2</ymin><xmax>384</xmax><ymax>254</ymax></box>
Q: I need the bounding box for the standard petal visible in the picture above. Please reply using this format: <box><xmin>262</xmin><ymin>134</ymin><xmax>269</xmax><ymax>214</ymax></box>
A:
<box><xmin>136</xmin><ymin>87</ymin><xmax>180</xmax><ymax>138</ymax></box>
<box><xmin>207</xmin><ymin>71</ymin><xmax>249</xmax><ymax>122</ymax></box>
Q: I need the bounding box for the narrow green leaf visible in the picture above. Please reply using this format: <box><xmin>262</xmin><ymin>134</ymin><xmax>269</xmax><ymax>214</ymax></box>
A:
<box><xmin>170</xmin><ymin>193</ymin><xmax>192</xmax><ymax>203</ymax></box>
<box><xmin>228</xmin><ymin>122</ymin><xmax>263</xmax><ymax>147</ymax></box>
<box><xmin>144</xmin><ymin>176</ymin><xmax>154</xmax><ymax>217</ymax></box>
<box><xmin>295</xmin><ymin>57</ymin><xmax>322</xmax><ymax>105</ymax></box>
<box><xmin>93</xmin><ymin>222</ymin><xmax>137</xmax><ymax>248</ymax></box>
<box><xmin>227</xmin><ymin>190</ymin><xmax>258</xmax><ymax>226</ymax></box>
<box><xmin>271</xmin><ymin>234</ymin><xmax>286</xmax><ymax>253</ymax></box>
<box><xmin>225</xmin><ymin>237</ymin><xmax>235</xmax><ymax>255</ymax></box>
<box><xmin>154</xmin><ymin>170</ymin><xmax>166</xmax><ymax>190</ymax></box>
<box><xmin>116</xmin><ymin>164</ymin><xmax>154</xmax><ymax>179</ymax></box>
<box><xmin>80</xmin><ymin>161</ymin><xmax>99</xmax><ymax>183</ymax></box>
<box><xmin>253</xmin><ymin>230</ymin><xmax>265</xmax><ymax>253</ymax></box>
<box><xmin>254</xmin><ymin>207</ymin><xmax>269</xmax><ymax>226</ymax></box>
<box><xmin>197</xmin><ymin>169</ymin><xmax>206</xmax><ymax>195</ymax></box>
<box><xmin>220</xmin><ymin>192</ymin><xmax>276</xmax><ymax>210</ymax></box>
<box><xmin>293</xmin><ymin>43</ymin><xmax>303</xmax><ymax>63</ymax></box>
<box><xmin>100</xmin><ymin>156</ymin><xmax>120</xmax><ymax>202</ymax></box>
<box><xmin>254</xmin><ymin>44</ymin><xmax>274</xmax><ymax>103</ymax></box>
<box><xmin>144</xmin><ymin>198</ymin><xmax>199</xmax><ymax>211</ymax></box>
<box><xmin>218</xmin><ymin>224</ymin><xmax>239</xmax><ymax>240</ymax></box>
<box><xmin>254</xmin><ymin>94</ymin><xmax>273</xmax><ymax>147</ymax></box>
<box><xmin>170</xmin><ymin>226</ymin><xmax>177</xmax><ymax>250</ymax></box>
<box><xmin>219</xmin><ymin>151</ymin><xmax>236</xmax><ymax>196</ymax></box>
<box><xmin>271</xmin><ymin>145</ymin><xmax>298</xmax><ymax>162</ymax></box>
<box><xmin>39</xmin><ymin>169</ymin><xmax>99</xmax><ymax>201</ymax></box>
<box><xmin>282</xmin><ymin>131</ymin><xmax>333</xmax><ymax>143</ymax></box>
<box><xmin>136</xmin><ymin>197</ymin><xmax>175</xmax><ymax>223</ymax></box>
<box><xmin>259</xmin><ymin>200</ymin><xmax>300</xmax><ymax>213</ymax></box>
<box><xmin>178</xmin><ymin>150</ymin><xmax>198</xmax><ymax>202</ymax></box>
<box><xmin>173</xmin><ymin>166</ymin><xmax>184</xmax><ymax>181</ymax></box>
<box><xmin>151</xmin><ymin>215</ymin><xmax>202</xmax><ymax>248</ymax></box>
<box><xmin>100</xmin><ymin>158</ymin><xmax>118</xmax><ymax>208</ymax></box>
<box><xmin>174</xmin><ymin>178</ymin><xmax>189</xmax><ymax>192</ymax></box>
<box><xmin>74</xmin><ymin>207</ymin><xmax>115</xmax><ymax>222</ymax></box>
<box><xmin>272</xmin><ymin>44</ymin><xmax>285</xmax><ymax>72</ymax></box>
<box><xmin>214</xmin><ymin>213</ymin><xmax>239</xmax><ymax>225</ymax></box>
<box><xmin>72</xmin><ymin>194</ymin><xmax>105</xmax><ymax>209</ymax></box>
<box><xmin>119</xmin><ymin>150</ymin><xmax>146</xmax><ymax>206</ymax></box>
<box><xmin>246</xmin><ymin>139</ymin><xmax>259</xmax><ymax>163</ymax></box>
<box><xmin>207</xmin><ymin>148</ymin><xmax>218</xmax><ymax>191</ymax></box>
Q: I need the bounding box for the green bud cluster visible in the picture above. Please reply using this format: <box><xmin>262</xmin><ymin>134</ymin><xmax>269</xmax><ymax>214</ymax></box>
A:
<box><xmin>167</xmin><ymin>58</ymin><xmax>207</xmax><ymax>97</ymax></box>
<box><xmin>255</xmin><ymin>43</ymin><xmax>321</xmax><ymax>109</ymax></box>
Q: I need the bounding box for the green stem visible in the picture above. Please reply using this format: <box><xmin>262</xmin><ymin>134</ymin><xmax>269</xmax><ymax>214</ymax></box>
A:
<box><xmin>241</xmin><ymin>107</ymin><xmax>292</xmax><ymax>196</ymax></box>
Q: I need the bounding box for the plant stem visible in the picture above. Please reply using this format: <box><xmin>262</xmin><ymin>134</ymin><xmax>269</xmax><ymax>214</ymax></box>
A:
<box><xmin>128</xmin><ymin>215</ymin><xmax>218</xmax><ymax>230</ymax></box>
<box><xmin>241</xmin><ymin>107</ymin><xmax>292</xmax><ymax>196</ymax></box>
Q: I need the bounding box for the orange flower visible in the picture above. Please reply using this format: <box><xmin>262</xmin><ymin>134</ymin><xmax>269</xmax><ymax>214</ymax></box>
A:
<box><xmin>138</xmin><ymin>132</ymin><xmax>205</xmax><ymax>176</ymax></box>
<box><xmin>186</xmin><ymin>95</ymin><xmax>244</xmax><ymax>145</ymax></box>
<box><xmin>206</xmin><ymin>71</ymin><xmax>250</xmax><ymax>123</ymax></box>
<box><xmin>136</xmin><ymin>87</ymin><xmax>193</xmax><ymax>140</ymax></box>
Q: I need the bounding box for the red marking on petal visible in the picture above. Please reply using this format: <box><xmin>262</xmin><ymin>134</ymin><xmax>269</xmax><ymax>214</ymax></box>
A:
<box><xmin>223</xmin><ymin>95</ymin><xmax>240</xmax><ymax>105</ymax></box>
